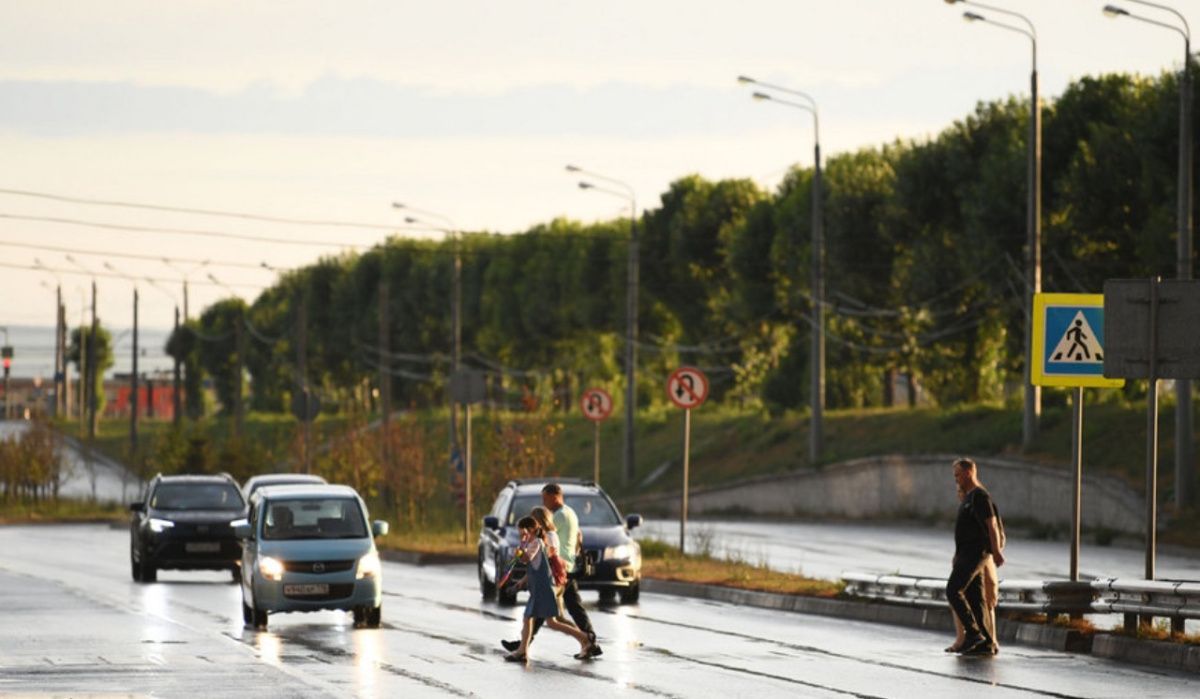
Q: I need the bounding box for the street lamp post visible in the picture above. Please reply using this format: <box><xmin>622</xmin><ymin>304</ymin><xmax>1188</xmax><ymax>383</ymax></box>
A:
<box><xmin>566</xmin><ymin>165</ymin><xmax>640</xmax><ymax>486</ymax></box>
<box><xmin>1104</xmin><ymin>0</ymin><xmax>1195</xmax><ymax>514</ymax></box>
<box><xmin>144</xmin><ymin>278</ymin><xmax>184</xmax><ymax>425</ymax></box>
<box><xmin>104</xmin><ymin>262</ymin><xmax>140</xmax><ymax>457</ymax></box>
<box><xmin>163</xmin><ymin>258</ymin><xmax>210</xmax><ymax>321</ymax></box>
<box><xmin>738</xmin><ymin>75</ymin><xmax>825</xmax><ymax>462</ymax></box>
<box><xmin>34</xmin><ymin>259</ymin><xmax>67</xmax><ymax>418</ymax></box>
<box><xmin>392</xmin><ymin>203</ymin><xmax>463</xmax><ymax>456</ymax></box>
<box><xmin>65</xmin><ymin>255</ymin><xmax>100</xmax><ymax>439</ymax></box>
<box><xmin>207</xmin><ymin>272</ymin><xmax>245</xmax><ymax>437</ymax></box>
<box><xmin>946</xmin><ymin>0</ymin><xmax>1042</xmax><ymax>453</ymax></box>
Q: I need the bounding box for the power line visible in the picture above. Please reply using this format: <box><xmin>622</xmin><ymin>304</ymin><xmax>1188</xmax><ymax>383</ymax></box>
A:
<box><xmin>0</xmin><ymin>260</ymin><xmax>268</xmax><ymax>290</ymax></box>
<box><xmin>0</xmin><ymin>239</ymin><xmax>267</xmax><ymax>272</ymax></box>
<box><xmin>0</xmin><ymin>187</ymin><xmax>402</xmax><ymax>232</ymax></box>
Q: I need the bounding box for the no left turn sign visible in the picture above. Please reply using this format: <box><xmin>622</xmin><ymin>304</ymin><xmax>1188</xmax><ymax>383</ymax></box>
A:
<box><xmin>580</xmin><ymin>387</ymin><xmax>614</xmax><ymax>421</ymax></box>
<box><xmin>667</xmin><ymin>367</ymin><xmax>709</xmax><ymax>410</ymax></box>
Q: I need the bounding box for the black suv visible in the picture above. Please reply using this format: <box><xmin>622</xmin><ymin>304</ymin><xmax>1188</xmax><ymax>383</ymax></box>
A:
<box><xmin>478</xmin><ymin>478</ymin><xmax>643</xmax><ymax>605</ymax></box>
<box><xmin>130</xmin><ymin>473</ymin><xmax>248</xmax><ymax>583</ymax></box>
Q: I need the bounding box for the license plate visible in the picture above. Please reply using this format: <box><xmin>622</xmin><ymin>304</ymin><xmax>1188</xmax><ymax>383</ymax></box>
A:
<box><xmin>185</xmin><ymin>542</ymin><xmax>220</xmax><ymax>553</ymax></box>
<box><xmin>284</xmin><ymin>583</ymin><xmax>330</xmax><ymax>596</ymax></box>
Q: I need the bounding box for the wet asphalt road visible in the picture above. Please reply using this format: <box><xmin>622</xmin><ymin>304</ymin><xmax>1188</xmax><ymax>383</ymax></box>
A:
<box><xmin>2</xmin><ymin>525</ymin><xmax>1197</xmax><ymax>698</ymax></box>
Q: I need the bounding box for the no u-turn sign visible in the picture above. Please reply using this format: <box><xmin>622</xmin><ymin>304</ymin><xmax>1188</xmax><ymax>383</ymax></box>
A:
<box><xmin>667</xmin><ymin>367</ymin><xmax>709</xmax><ymax>410</ymax></box>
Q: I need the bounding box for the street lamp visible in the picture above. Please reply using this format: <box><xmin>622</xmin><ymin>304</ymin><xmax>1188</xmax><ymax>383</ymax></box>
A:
<box><xmin>945</xmin><ymin>0</ymin><xmax>1042</xmax><ymax>454</ymax></box>
<box><xmin>567</xmin><ymin>164</ymin><xmax>640</xmax><ymax>486</ymax></box>
<box><xmin>143</xmin><ymin>277</ymin><xmax>184</xmax><ymax>425</ymax></box>
<box><xmin>34</xmin><ymin>258</ymin><xmax>68</xmax><ymax>417</ymax></box>
<box><xmin>739</xmin><ymin>75</ymin><xmax>826</xmax><ymax>462</ymax></box>
<box><xmin>162</xmin><ymin>258</ymin><xmax>210</xmax><ymax>321</ymax></box>
<box><xmin>104</xmin><ymin>262</ymin><xmax>141</xmax><ymax>456</ymax></box>
<box><xmin>391</xmin><ymin>202</ymin><xmax>463</xmax><ymax>451</ymax></box>
<box><xmin>65</xmin><ymin>255</ymin><xmax>100</xmax><ymax>438</ymax></box>
<box><xmin>1104</xmin><ymin>0</ymin><xmax>1194</xmax><ymax>579</ymax></box>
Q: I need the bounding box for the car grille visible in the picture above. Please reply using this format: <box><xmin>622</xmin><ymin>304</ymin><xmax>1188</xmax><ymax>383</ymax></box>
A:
<box><xmin>171</xmin><ymin>522</ymin><xmax>232</xmax><ymax>536</ymax></box>
<box><xmin>283</xmin><ymin>560</ymin><xmax>355</xmax><ymax>574</ymax></box>
<box><xmin>284</xmin><ymin>583</ymin><xmax>355</xmax><ymax>601</ymax></box>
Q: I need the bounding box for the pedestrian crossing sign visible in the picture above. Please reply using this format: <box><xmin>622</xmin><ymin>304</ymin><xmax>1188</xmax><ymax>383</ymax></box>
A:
<box><xmin>1032</xmin><ymin>293</ymin><xmax>1124</xmax><ymax>388</ymax></box>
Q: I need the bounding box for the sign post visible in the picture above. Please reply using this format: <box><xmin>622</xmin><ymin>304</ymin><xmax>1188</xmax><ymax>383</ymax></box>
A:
<box><xmin>1104</xmin><ymin>278</ymin><xmax>1200</xmax><ymax>585</ymax></box>
<box><xmin>580</xmin><ymin>387</ymin><xmax>614</xmax><ymax>484</ymax></box>
<box><xmin>667</xmin><ymin>366</ymin><xmax>709</xmax><ymax>555</ymax></box>
<box><xmin>450</xmin><ymin>369</ymin><xmax>487</xmax><ymax>544</ymax></box>
<box><xmin>1032</xmin><ymin>293</ymin><xmax>1123</xmax><ymax>582</ymax></box>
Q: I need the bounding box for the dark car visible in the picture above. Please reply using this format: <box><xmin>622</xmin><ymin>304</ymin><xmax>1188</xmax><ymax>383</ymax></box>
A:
<box><xmin>130</xmin><ymin>473</ymin><xmax>248</xmax><ymax>583</ymax></box>
<box><xmin>477</xmin><ymin>478</ymin><xmax>643</xmax><ymax>605</ymax></box>
<box><xmin>242</xmin><ymin>473</ymin><xmax>327</xmax><ymax>501</ymax></box>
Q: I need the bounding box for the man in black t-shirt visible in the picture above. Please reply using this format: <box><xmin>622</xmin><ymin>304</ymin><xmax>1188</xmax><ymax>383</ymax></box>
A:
<box><xmin>946</xmin><ymin>457</ymin><xmax>1005</xmax><ymax>655</ymax></box>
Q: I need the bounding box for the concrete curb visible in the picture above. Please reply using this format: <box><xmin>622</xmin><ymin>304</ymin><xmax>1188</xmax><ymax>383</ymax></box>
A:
<box><xmin>380</xmin><ymin>549</ymin><xmax>474</xmax><ymax>567</ymax></box>
<box><xmin>1092</xmin><ymin>634</ymin><xmax>1200</xmax><ymax>674</ymax></box>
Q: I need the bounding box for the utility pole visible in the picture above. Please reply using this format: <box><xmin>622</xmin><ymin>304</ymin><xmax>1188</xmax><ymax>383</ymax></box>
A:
<box><xmin>379</xmin><ymin>276</ymin><xmax>391</xmax><ymax>471</ymax></box>
<box><xmin>624</xmin><ymin>206</ymin><xmax>639</xmax><ymax>485</ymax></box>
<box><xmin>234</xmin><ymin>308</ymin><xmax>245</xmax><ymax>438</ymax></box>
<box><xmin>172</xmin><ymin>306</ymin><xmax>182</xmax><ymax>425</ymax></box>
<box><xmin>130</xmin><ymin>287</ymin><xmax>139</xmax><ymax>456</ymax></box>
<box><xmin>1175</xmin><ymin>45</ymin><xmax>1194</xmax><ymax>508</ymax></box>
<box><xmin>297</xmin><ymin>294</ymin><xmax>310</xmax><ymax>474</ymax></box>
<box><xmin>89</xmin><ymin>280</ymin><xmax>98</xmax><ymax>440</ymax></box>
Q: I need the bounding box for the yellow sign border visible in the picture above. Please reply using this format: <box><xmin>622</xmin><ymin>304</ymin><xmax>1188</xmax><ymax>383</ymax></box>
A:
<box><xmin>1032</xmin><ymin>293</ymin><xmax>1124</xmax><ymax>388</ymax></box>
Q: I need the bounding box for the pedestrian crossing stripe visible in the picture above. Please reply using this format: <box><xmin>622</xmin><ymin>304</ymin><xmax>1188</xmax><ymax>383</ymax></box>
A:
<box><xmin>1032</xmin><ymin>293</ymin><xmax>1125</xmax><ymax>388</ymax></box>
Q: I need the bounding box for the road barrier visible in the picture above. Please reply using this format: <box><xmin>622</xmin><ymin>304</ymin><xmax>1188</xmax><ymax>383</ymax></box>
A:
<box><xmin>843</xmin><ymin>572</ymin><xmax>1199</xmax><ymax>633</ymax></box>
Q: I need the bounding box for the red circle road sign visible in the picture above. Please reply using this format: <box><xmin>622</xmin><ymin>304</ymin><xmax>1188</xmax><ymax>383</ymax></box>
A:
<box><xmin>666</xmin><ymin>367</ymin><xmax>709</xmax><ymax>410</ymax></box>
<box><xmin>580</xmin><ymin>387</ymin><xmax>614</xmax><ymax>421</ymax></box>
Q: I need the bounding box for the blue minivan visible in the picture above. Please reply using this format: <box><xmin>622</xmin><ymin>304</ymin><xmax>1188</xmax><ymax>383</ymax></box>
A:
<box><xmin>235</xmin><ymin>484</ymin><xmax>389</xmax><ymax>629</ymax></box>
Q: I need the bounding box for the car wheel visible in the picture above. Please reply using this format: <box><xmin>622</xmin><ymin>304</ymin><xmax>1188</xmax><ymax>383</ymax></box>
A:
<box><xmin>366</xmin><ymin>605</ymin><xmax>382</xmax><ymax>629</ymax></box>
<box><xmin>497</xmin><ymin>583</ymin><xmax>518</xmax><ymax>606</ymax></box>
<box><xmin>598</xmin><ymin>589</ymin><xmax>617</xmax><ymax>605</ymax></box>
<box><xmin>130</xmin><ymin>555</ymin><xmax>142</xmax><ymax>582</ymax></box>
<box><xmin>478</xmin><ymin>553</ymin><xmax>496</xmax><ymax>599</ymax></box>
<box><xmin>142</xmin><ymin>560</ymin><xmax>157</xmax><ymax>583</ymax></box>
<box><xmin>252</xmin><ymin>605</ymin><xmax>268</xmax><ymax>629</ymax></box>
<box><xmin>619</xmin><ymin>583</ymin><xmax>640</xmax><ymax>605</ymax></box>
<box><xmin>229</xmin><ymin>564</ymin><xmax>241</xmax><ymax>584</ymax></box>
<box><xmin>353</xmin><ymin>607</ymin><xmax>366</xmax><ymax>626</ymax></box>
<box><xmin>242</xmin><ymin>601</ymin><xmax>253</xmax><ymax>626</ymax></box>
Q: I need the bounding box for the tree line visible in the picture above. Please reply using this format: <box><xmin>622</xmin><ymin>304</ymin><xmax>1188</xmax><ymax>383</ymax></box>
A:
<box><xmin>151</xmin><ymin>70</ymin><xmax>1193</xmax><ymax>419</ymax></box>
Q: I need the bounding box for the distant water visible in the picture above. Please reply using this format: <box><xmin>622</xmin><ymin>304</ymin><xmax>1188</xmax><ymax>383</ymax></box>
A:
<box><xmin>1</xmin><ymin>324</ymin><xmax>175</xmax><ymax>379</ymax></box>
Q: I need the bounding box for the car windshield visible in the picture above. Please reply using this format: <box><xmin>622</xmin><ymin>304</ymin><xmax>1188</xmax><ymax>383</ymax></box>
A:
<box><xmin>247</xmin><ymin>476</ymin><xmax>324</xmax><ymax>496</ymax></box>
<box><xmin>262</xmin><ymin>498</ymin><xmax>367</xmax><ymax>540</ymax></box>
<box><xmin>151</xmin><ymin>483</ymin><xmax>244</xmax><ymax>511</ymax></box>
<box><xmin>508</xmin><ymin>493</ymin><xmax>621</xmax><ymax>527</ymax></box>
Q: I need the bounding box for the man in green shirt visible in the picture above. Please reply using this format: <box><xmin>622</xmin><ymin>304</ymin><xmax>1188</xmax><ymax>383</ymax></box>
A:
<box><xmin>501</xmin><ymin>482</ymin><xmax>602</xmax><ymax>658</ymax></box>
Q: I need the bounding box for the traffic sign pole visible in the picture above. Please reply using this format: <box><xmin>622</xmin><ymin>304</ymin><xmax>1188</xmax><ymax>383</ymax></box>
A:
<box><xmin>581</xmin><ymin>387</ymin><xmax>614</xmax><ymax>486</ymax></box>
<box><xmin>680</xmin><ymin>407</ymin><xmax>691</xmax><ymax>555</ymax></box>
<box><xmin>1070</xmin><ymin>386</ymin><xmax>1083</xmax><ymax>582</ymax></box>
<box><xmin>593</xmin><ymin>421</ymin><xmax>601</xmax><ymax>485</ymax></box>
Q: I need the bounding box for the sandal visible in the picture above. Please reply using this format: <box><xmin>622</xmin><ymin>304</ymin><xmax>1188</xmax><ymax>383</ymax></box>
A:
<box><xmin>504</xmin><ymin>652</ymin><xmax>527</xmax><ymax>663</ymax></box>
<box><xmin>944</xmin><ymin>644</ymin><xmax>962</xmax><ymax>653</ymax></box>
<box><xmin>574</xmin><ymin>644</ymin><xmax>600</xmax><ymax>660</ymax></box>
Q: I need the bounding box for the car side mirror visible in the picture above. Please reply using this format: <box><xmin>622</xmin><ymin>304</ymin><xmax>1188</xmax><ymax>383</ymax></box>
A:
<box><xmin>232</xmin><ymin>521</ymin><xmax>252</xmax><ymax>539</ymax></box>
<box><xmin>372</xmin><ymin>520</ymin><xmax>389</xmax><ymax>538</ymax></box>
<box><xmin>129</xmin><ymin>502</ymin><xmax>145</xmax><ymax>513</ymax></box>
<box><xmin>483</xmin><ymin>515</ymin><xmax>500</xmax><ymax>531</ymax></box>
<box><xmin>626</xmin><ymin>514</ymin><xmax>643</xmax><ymax>530</ymax></box>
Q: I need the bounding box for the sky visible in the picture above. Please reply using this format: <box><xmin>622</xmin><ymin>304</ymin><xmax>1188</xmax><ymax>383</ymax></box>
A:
<box><xmin>0</xmin><ymin>0</ymin><xmax>1194</xmax><ymax>378</ymax></box>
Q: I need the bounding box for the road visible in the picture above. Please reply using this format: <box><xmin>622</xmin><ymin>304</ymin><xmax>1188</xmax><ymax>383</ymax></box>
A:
<box><xmin>638</xmin><ymin>518</ymin><xmax>1200</xmax><ymax>582</ymax></box>
<box><xmin>1</xmin><ymin>525</ymin><xmax>1196</xmax><ymax>697</ymax></box>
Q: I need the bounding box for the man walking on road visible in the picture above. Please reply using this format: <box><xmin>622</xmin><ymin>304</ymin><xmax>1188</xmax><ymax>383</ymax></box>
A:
<box><xmin>946</xmin><ymin>457</ymin><xmax>1005</xmax><ymax>656</ymax></box>
<box><xmin>503</xmin><ymin>483</ymin><xmax>603</xmax><ymax>658</ymax></box>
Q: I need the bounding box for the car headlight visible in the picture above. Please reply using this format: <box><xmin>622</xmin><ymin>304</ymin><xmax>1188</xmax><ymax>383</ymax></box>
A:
<box><xmin>148</xmin><ymin>518</ymin><xmax>175</xmax><ymax>534</ymax></box>
<box><xmin>258</xmin><ymin>555</ymin><xmax>285</xmax><ymax>581</ymax></box>
<box><xmin>356</xmin><ymin>551</ymin><xmax>381</xmax><ymax>580</ymax></box>
<box><xmin>604</xmin><ymin>544</ymin><xmax>632</xmax><ymax>561</ymax></box>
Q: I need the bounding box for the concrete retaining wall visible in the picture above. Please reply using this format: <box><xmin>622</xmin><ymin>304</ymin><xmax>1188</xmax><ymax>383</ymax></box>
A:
<box><xmin>637</xmin><ymin>454</ymin><xmax>1145</xmax><ymax>534</ymax></box>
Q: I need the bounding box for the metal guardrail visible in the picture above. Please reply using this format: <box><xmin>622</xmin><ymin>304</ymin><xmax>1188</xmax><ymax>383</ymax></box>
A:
<box><xmin>843</xmin><ymin>572</ymin><xmax>1199</xmax><ymax>632</ymax></box>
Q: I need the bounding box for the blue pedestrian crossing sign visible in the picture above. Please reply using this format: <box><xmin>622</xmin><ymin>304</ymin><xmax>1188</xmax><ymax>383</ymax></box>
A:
<box><xmin>1032</xmin><ymin>293</ymin><xmax>1124</xmax><ymax>388</ymax></box>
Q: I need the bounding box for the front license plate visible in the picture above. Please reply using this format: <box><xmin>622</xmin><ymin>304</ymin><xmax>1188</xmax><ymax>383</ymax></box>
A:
<box><xmin>284</xmin><ymin>583</ymin><xmax>330</xmax><ymax>596</ymax></box>
<box><xmin>185</xmin><ymin>542</ymin><xmax>220</xmax><ymax>553</ymax></box>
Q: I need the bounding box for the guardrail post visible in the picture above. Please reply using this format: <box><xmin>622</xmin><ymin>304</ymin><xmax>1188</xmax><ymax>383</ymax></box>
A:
<box><xmin>1171</xmin><ymin>617</ymin><xmax>1185</xmax><ymax>634</ymax></box>
<box><xmin>1124</xmin><ymin>612</ymin><xmax>1138</xmax><ymax>631</ymax></box>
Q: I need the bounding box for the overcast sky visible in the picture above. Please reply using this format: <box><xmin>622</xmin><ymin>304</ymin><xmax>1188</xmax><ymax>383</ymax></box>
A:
<box><xmin>0</xmin><ymin>0</ymin><xmax>1193</xmax><ymax>377</ymax></box>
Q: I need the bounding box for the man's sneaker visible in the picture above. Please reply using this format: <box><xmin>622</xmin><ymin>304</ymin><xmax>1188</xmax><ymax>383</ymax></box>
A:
<box><xmin>501</xmin><ymin>639</ymin><xmax>520</xmax><ymax>652</ymax></box>
<box><xmin>586</xmin><ymin>643</ymin><xmax>603</xmax><ymax>658</ymax></box>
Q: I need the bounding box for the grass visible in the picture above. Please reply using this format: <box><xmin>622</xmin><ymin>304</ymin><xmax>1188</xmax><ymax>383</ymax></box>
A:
<box><xmin>377</xmin><ymin>529</ymin><xmax>475</xmax><ymax>558</ymax></box>
<box><xmin>0</xmin><ymin>499</ymin><xmax>126</xmax><ymax>525</ymax></box>
<box><xmin>1112</xmin><ymin>620</ymin><xmax>1200</xmax><ymax>646</ymax></box>
<box><xmin>638</xmin><ymin>538</ymin><xmax>842</xmax><ymax>598</ymax></box>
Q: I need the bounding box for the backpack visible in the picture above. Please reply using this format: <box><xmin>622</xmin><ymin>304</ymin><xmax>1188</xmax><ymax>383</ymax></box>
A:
<box><xmin>990</xmin><ymin>500</ymin><xmax>1006</xmax><ymax>553</ymax></box>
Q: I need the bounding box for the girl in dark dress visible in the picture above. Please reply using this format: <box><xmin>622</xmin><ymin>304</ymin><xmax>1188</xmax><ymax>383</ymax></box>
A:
<box><xmin>504</xmin><ymin>516</ymin><xmax>593</xmax><ymax>663</ymax></box>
